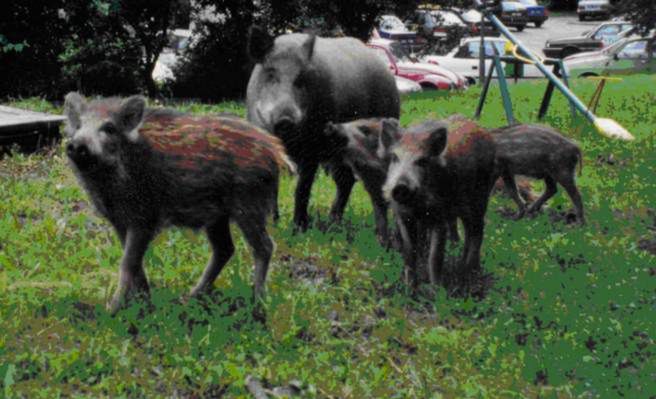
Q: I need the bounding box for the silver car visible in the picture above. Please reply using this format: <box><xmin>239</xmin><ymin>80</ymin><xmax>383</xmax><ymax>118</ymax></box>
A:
<box><xmin>564</xmin><ymin>36</ymin><xmax>656</xmax><ymax>77</ymax></box>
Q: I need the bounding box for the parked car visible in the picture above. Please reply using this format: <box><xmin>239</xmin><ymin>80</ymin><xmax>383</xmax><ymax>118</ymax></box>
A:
<box><xmin>543</xmin><ymin>21</ymin><xmax>635</xmax><ymax>58</ymax></box>
<box><xmin>152</xmin><ymin>29</ymin><xmax>192</xmax><ymax>83</ymax></box>
<box><xmin>564</xmin><ymin>36</ymin><xmax>656</xmax><ymax>77</ymax></box>
<box><xmin>452</xmin><ymin>8</ymin><xmax>500</xmax><ymax>37</ymax></box>
<box><xmin>367</xmin><ymin>38</ymin><xmax>467</xmax><ymax>90</ymax></box>
<box><xmin>517</xmin><ymin>0</ymin><xmax>549</xmax><ymax>27</ymax></box>
<box><xmin>422</xmin><ymin>37</ymin><xmax>543</xmax><ymax>83</ymax></box>
<box><xmin>376</xmin><ymin>15</ymin><xmax>419</xmax><ymax>52</ymax></box>
<box><xmin>395</xmin><ymin>76</ymin><xmax>423</xmax><ymax>94</ymax></box>
<box><xmin>422</xmin><ymin>37</ymin><xmax>508</xmax><ymax>84</ymax></box>
<box><xmin>495</xmin><ymin>1</ymin><xmax>528</xmax><ymax>32</ymax></box>
<box><xmin>405</xmin><ymin>6</ymin><xmax>465</xmax><ymax>39</ymax></box>
<box><xmin>577</xmin><ymin>0</ymin><xmax>611</xmax><ymax>21</ymax></box>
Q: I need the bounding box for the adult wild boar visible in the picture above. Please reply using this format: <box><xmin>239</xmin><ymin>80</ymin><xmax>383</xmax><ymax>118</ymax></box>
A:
<box><xmin>64</xmin><ymin>93</ymin><xmax>292</xmax><ymax>314</ymax></box>
<box><xmin>380</xmin><ymin>115</ymin><xmax>496</xmax><ymax>289</ymax></box>
<box><xmin>246</xmin><ymin>26</ymin><xmax>400</xmax><ymax>231</ymax></box>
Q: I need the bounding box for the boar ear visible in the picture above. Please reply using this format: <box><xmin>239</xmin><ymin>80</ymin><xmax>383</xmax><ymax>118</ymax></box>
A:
<box><xmin>379</xmin><ymin>118</ymin><xmax>400</xmax><ymax>150</ymax></box>
<box><xmin>302</xmin><ymin>34</ymin><xmax>316</xmax><ymax>61</ymax></box>
<box><xmin>248</xmin><ymin>25</ymin><xmax>274</xmax><ymax>62</ymax></box>
<box><xmin>64</xmin><ymin>92</ymin><xmax>85</xmax><ymax>133</ymax></box>
<box><xmin>116</xmin><ymin>96</ymin><xmax>146</xmax><ymax>139</ymax></box>
<box><xmin>427</xmin><ymin>123</ymin><xmax>448</xmax><ymax>161</ymax></box>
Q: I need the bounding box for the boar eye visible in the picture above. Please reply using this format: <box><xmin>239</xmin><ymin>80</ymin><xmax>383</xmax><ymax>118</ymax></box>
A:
<box><xmin>415</xmin><ymin>157</ymin><xmax>430</xmax><ymax>168</ymax></box>
<box><xmin>264</xmin><ymin>68</ymin><xmax>277</xmax><ymax>83</ymax></box>
<box><xmin>101</xmin><ymin>123</ymin><xmax>117</xmax><ymax>135</ymax></box>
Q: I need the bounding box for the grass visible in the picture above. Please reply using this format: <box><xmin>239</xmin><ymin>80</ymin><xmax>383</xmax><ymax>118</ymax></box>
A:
<box><xmin>1</xmin><ymin>75</ymin><xmax>655</xmax><ymax>398</ymax></box>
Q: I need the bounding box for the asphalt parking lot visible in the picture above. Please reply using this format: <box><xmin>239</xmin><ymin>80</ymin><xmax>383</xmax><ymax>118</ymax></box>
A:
<box><xmin>510</xmin><ymin>13</ymin><xmax>611</xmax><ymax>56</ymax></box>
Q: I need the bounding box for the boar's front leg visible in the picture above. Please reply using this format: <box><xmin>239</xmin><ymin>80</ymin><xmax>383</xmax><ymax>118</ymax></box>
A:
<box><xmin>395</xmin><ymin>214</ymin><xmax>419</xmax><ymax>291</ymax></box>
<box><xmin>328</xmin><ymin>163</ymin><xmax>356</xmax><ymax>223</ymax></box>
<box><xmin>501</xmin><ymin>172</ymin><xmax>527</xmax><ymax>220</ymax></box>
<box><xmin>190</xmin><ymin>216</ymin><xmax>235</xmax><ymax>298</ymax></box>
<box><xmin>428</xmin><ymin>223</ymin><xmax>447</xmax><ymax>285</ymax></box>
<box><xmin>293</xmin><ymin>162</ymin><xmax>319</xmax><ymax>231</ymax></box>
<box><xmin>108</xmin><ymin>227</ymin><xmax>154</xmax><ymax>314</ymax></box>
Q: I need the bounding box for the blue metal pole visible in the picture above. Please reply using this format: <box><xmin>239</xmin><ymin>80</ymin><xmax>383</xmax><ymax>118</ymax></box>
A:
<box><xmin>485</xmin><ymin>13</ymin><xmax>596</xmax><ymax>123</ymax></box>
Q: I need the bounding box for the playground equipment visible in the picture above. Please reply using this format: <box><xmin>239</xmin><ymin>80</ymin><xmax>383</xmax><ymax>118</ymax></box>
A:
<box><xmin>474</xmin><ymin>0</ymin><xmax>634</xmax><ymax>140</ymax></box>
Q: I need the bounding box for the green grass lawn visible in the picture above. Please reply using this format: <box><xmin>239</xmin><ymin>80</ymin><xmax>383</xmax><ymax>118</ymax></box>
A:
<box><xmin>1</xmin><ymin>75</ymin><xmax>654</xmax><ymax>398</ymax></box>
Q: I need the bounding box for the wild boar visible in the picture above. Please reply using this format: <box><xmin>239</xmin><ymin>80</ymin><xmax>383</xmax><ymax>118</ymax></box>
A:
<box><xmin>64</xmin><ymin>93</ymin><xmax>292</xmax><ymax>314</ymax></box>
<box><xmin>380</xmin><ymin>115</ymin><xmax>496</xmax><ymax>289</ymax></box>
<box><xmin>491</xmin><ymin>123</ymin><xmax>584</xmax><ymax>224</ymax></box>
<box><xmin>246</xmin><ymin>26</ymin><xmax>400</xmax><ymax>231</ymax></box>
<box><xmin>323</xmin><ymin>118</ymin><xmax>398</xmax><ymax>247</ymax></box>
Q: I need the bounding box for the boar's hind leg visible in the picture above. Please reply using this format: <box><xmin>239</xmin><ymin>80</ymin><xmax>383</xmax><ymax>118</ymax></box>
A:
<box><xmin>190</xmin><ymin>216</ymin><xmax>235</xmax><ymax>298</ymax></box>
<box><xmin>328</xmin><ymin>163</ymin><xmax>356</xmax><ymax>223</ymax></box>
<box><xmin>108</xmin><ymin>228</ymin><xmax>155</xmax><ymax>314</ymax></box>
<box><xmin>527</xmin><ymin>176</ymin><xmax>557</xmax><ymax>215</ymax></box>
<box><xmin>557</xmin><ymin>171</ymin><xmax>585</xmax><ymax>225</ymax></box>
<box><xmin>235</xmin><ymin>213</ymin><xmax>274</xmax><ymax>301</ymax></box>
<box><xmin>293</xmin><ymin>163</ymin><xmax>319</xmax><ymax>231</ymax></box>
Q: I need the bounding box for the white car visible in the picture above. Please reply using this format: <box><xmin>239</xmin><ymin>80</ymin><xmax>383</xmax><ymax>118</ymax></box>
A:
<box><xmin>395</xmin><ymin>76</ymin><xmax>422</xmax><ymax>95</ymax></box>
<box><xmin>421</xmin><ymin>37</ymin><xmax>508</xmax><ymax>83</ymax></box>
<box><xmin>422</xmin><ymin>37</ymin><xmax>546</xmax><ymax>82</ymax></box>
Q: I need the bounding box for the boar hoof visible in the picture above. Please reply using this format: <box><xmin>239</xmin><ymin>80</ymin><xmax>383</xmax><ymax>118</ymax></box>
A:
<box><xmin>107</xmin><ymin>283</ymin><xmax>150</xmax><ymax>315</ymax></box>
<box><xmin>292</xmin><ymin>217</ymin><xmax>311</xmax><ymax>233</ymax></box>
<box><xmin>512</xmin><ymin>209</ymin><xmax>526</xmax><ymax>220</ymax></box>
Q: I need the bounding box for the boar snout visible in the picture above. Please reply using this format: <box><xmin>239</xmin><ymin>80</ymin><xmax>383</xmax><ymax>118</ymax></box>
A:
<box><xmin>66</xmin><ymin>141</ymin><xmax>94</xmax><ymax>168</ymax></box>
<box><xmin>273</xmin><ymin>116</ymin><xmax>296</xmax><ymax>136</ymax></box>
<box><xmin>391</xmin><ymin>182</ymin><xmax>415</xmax><ymax>205</ymax></box>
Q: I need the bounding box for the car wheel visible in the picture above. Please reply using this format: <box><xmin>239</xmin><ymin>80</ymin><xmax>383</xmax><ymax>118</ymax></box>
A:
<box><xmin>516</xmin><ymin>25</ymin><xmax>525</xmax><ymax>32</ymax></box>
<box><xmin>535</xmin><ymin>21</ymin><xmax>543</xmax><ymax>28</ymax></box>
<box><xmin>578</xmin><ymin>15</ymin><xmax>584</xmax><ymax>21</ymax></box>
<box><xmin>561</xmin><ymin>47</ymin><xmax>578</xmax><ymax>59</ymax></box>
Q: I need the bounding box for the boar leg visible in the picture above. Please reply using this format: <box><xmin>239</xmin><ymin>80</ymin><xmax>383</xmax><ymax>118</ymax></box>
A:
<box><xmin>396</xmin><ymin>216</ymin><xmax>419</xmax><ymax>291</ymax></box>
<box><xmin>108</xmin><ymin>227</ymin><xmax>154</xmax><ymax>314</ymax></box>
<box><xmin>448</xmin><ymin>217</ymin><xmax>459</xmax><ymax>242</ymax></box>
<box><xmin>293</xmin><ymin>163</ymin><xmax>319</xmax><ymax>231</ymax></box>
<box><xmin>328</xmin><ymin>163</ymin><xmax>356</xmax><ymax>223</ymax></box>
<box><xmin>236</xmin><ymin>214</ymin><xmax>274</xmax><ymax>301</ymax></box>
<box><xmin>362</xmin><ymin>180</ymin><xmax>389</xmax><ymax>247</ymax></box>
<box><xmin>527</xmin><ymin>176</ymin><xmax>557</xmax><ymax>215</ymax></box>
<box><xmin>428</xmin><ymin>223</ymin><xmax>447</xmax><ymax>285</ymax></box>
<box><xmin>501</xmin><ymin>172</ymin><xmax>527</xmax><ymax>219</ymax></box>
<box><xmin>558</xmin><ymin>171</ymin><xmax>585</xmax><ymax>225</ymax></box>
<box><xmin>190</xmin><ymin>216</ymin><xmax>235</xmax><ymax>298</ymax></box>
<box><xmin>460</xmin><ymin>214</ymin><xmax>485</xmax><ymax>286</ymax></box>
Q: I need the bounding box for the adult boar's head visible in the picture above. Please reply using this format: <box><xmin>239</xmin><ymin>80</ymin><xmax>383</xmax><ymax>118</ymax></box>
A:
<box><xmin>246</xmin><ymin>26</ymin><xmax>325</xmax><ymax>140</ymax></box>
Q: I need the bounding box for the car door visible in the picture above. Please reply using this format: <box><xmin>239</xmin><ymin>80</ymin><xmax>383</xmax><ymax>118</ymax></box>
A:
<box><xmin>605</xmin><ymin>39</ymin><xmax>650</xmax><ymax>75</ymax></box>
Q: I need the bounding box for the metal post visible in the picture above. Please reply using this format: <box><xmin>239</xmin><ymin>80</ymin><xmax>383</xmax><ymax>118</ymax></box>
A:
<box><xmin>479</xmin><ymin>12</ymin><xmax>485</xmax><ymax>84</ymax></box>
<box><xmin>475</xmin><ymin>56</ymin><xmax>497</xmax><ymax>119</ymax></box>
<box><xmin>485</xmin><ymin>13</ymin><xmax>596</xmax><ymax>123</ymax></box>
<box><xmin>493</xmin><ymin>55</ymin><xmax>515</xmax><ymax>125</ymax></box>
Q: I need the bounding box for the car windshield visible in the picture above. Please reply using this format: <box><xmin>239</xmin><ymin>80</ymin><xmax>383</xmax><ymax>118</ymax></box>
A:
<box><xmin>519</xmin><ymin>0</ymin><xmax>538</xmax><ymax>5</ymax></box>
<box><xmin>502</xmin><ymin>2</ymin><xmax>524</xmax><ymax>11</ymax></box>
<box><xmin>389</xmin><ymin>41</ymin><xmax>412</xmax><ymax>62</ymax></box>
<box><xmin>380</xmin><ymin>16</ymin><xmax>406</xmax><ymax>31</ymax></box>
<box><xmin>460</xmin><ymin>9</ymin><xmax>483</xmax><ymax>23</ymax></box>
<box><xmin>603</xmin><ymin>38</ymin><xmax>629</xmax><ymax>54</ymax></box>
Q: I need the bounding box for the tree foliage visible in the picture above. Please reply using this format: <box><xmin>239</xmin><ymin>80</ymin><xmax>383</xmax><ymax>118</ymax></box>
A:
<box><xmin>617</xmin><ymin>0</ymin><xmax>656</xmax><ymax>36</ymax></box>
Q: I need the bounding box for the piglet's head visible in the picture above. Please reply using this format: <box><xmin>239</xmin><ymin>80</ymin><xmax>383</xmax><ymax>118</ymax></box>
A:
<box><xmin>381</xmin><ymin>120</ymin><xmax>448</xmax><ymax>205</ymax></box>
<box><xmin>64</xmin><ymin>92</ymin><xmax>146</xmax><ymax>171</ymax></box>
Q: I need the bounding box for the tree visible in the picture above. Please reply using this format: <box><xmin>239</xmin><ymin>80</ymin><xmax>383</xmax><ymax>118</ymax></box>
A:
<box><xmin>616</xmin><ymin>0</ymin><xmax>656</xmax><ymax>36</ymax></box>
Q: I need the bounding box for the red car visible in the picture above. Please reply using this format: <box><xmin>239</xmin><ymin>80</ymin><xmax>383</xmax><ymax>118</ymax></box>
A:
<box><xmin>367</xmin><ymin>38</ymin><xmax>467</xmax><ymax>90</ymax></box>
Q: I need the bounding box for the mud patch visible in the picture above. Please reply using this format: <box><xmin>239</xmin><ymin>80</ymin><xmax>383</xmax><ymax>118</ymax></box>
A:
<box><xmin>280</xmin><ymin>254</ymin><xmax>336</xmax><ymax>287</ymax></box>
